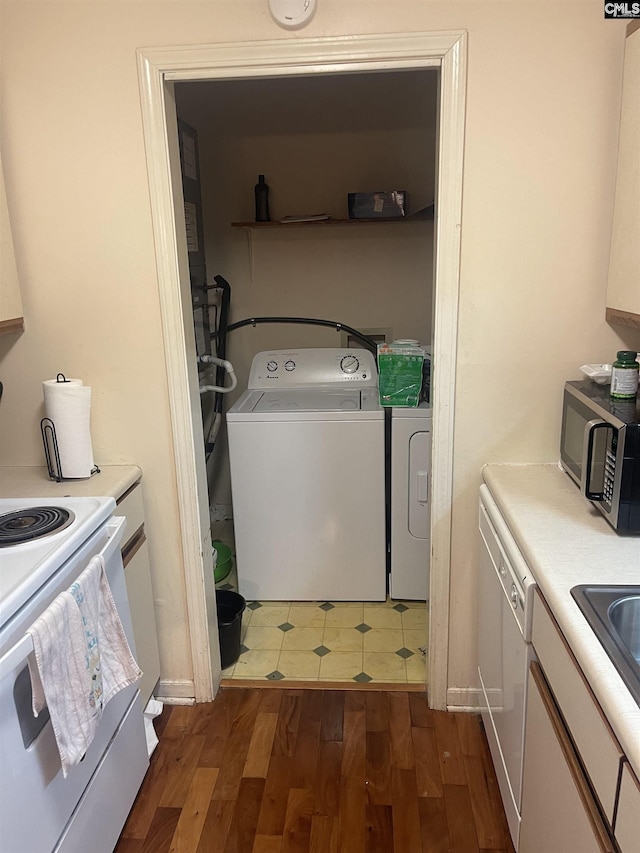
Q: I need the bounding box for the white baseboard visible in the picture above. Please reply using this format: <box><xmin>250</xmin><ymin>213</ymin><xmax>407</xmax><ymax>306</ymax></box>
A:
<box><xmin>156</xmin><ymin>679</ymin><xmax>196</xmax><ymax>704</ymax></box>
<box><xmin>157</xmin><ymin>682</ymin><xmax>482</xmax><ymax>710</ymax></box>
<box><xmin>446</xmin><ymin>687</ymin><xmax>483</xmax><ymax>712</ymax></box>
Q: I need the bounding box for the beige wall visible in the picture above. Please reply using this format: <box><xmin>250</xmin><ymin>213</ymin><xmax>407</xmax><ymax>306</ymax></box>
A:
<box><xmin>1</xmin><ymin>0</ymin><xmax>638</xmax><ymax>700</ymax></box>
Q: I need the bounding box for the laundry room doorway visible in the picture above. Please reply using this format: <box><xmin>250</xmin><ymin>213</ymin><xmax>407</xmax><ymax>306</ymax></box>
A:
<box><xmin>137</xmin><ymin>31</ymin><xmax>466</xmax><ymax>708</ymax></box>
<box><xmin>176</xmin><ymin>70</ymin><xmax>436</xmax><ymax>688</ymax></box>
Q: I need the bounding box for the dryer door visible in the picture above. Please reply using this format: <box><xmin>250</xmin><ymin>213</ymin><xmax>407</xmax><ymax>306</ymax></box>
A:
<box><xmin>390</xmin><ymin>419</ymin><xmax>431</xmax><ymax>601</ymax></box>
<box><xmin>408</xmin><ymin>432</ymin><xmax>431</xmax><ymax>539</ymax></box>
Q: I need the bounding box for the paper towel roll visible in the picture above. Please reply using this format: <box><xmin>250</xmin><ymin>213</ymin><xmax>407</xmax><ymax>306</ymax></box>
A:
<box><xmin>43</xmin><ymin>377</ymin><xmax>95</xmax><ymax>478</ymax></box>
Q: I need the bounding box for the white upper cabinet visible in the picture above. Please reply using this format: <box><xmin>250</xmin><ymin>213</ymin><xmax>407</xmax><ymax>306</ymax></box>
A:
<box><xmin>0</xmin><ymin>152</ymin><xmax>24</xmax><ymax>334</ymax></box>
<box><xmin>606</xmin><ymin>23</ymin><xmax>640</xmax><ymax>329</ymax></box>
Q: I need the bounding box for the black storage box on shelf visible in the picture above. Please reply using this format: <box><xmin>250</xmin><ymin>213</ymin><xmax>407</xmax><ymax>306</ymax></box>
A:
<box><xmin>216</xmin><ymin>589</ymin><xmax>246</xmax><ymax>669</ymax></box>
<box><xmin>347</xmin><ymin>190</ymin><xmax>407</xmax><ymax>219</ymax></box>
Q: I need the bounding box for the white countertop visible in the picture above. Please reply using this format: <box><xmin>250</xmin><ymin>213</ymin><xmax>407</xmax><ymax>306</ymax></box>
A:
<box><xmin>482</xmin><ymin>463</ymin><xmax>640</xmax><ymax>777</ymax></box>
<box><xmin>0</xmin><ymin>465</ymin><xmax>142</xmax><ymax>502</ymax></box>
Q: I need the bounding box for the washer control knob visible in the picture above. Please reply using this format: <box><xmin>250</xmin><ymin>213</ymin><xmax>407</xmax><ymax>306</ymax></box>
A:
<box><xmin>284</xmin><ymin>360</ymin><xmax>296</xmax><ymax>371</ymax></box>
<box><xmin>267</xmin><ymin>361</ymin><xmax>278</xmax><ymax>372</ymax></box>
<box><xmin>340</xmin><ymin>355</ymin><xmax>360</xmax><ymax>374</ymax></box>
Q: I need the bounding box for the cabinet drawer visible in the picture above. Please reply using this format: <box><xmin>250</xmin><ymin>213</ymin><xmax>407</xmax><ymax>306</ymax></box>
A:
<box><xmin>532</xmin><ymin>590</ymin><xmax>623</xmax><ymax>823</ymax></box>
<box><xmin>615</xmin><ymin>762</ymin><xmax>640</xmax><ymax>852</ymax></box>
<box><xmin>116</xmin><ymin>481</ymin><xmax>144</xmax><ymax>548</ymax></box>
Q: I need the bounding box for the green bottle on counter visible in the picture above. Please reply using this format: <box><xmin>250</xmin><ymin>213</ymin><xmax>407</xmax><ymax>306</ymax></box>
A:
<box><xmin>610</xmin><ymin>350</ymin><xmax>639</xmax><ymax>399</ymax></box>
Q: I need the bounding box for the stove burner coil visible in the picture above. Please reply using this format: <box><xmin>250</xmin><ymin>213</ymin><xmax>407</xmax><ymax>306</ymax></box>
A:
<box><xmin>0</xmin><ymin>507</ymin><xmax>75</xmax><ymax>546</ymax></box>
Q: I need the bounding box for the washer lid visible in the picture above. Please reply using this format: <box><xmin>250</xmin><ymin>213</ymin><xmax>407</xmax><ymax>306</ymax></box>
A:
<box><xmin>252</xmin><ymin>390</ymin><xmax>362</xmax><ymax>412</ymax></box>
<box><xmin>226</xmin><ymin>387</ymin><xmax>383</xmax><ymax>421</ymax></box>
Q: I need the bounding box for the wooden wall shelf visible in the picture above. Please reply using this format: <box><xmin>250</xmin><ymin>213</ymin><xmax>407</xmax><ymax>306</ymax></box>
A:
<box><xmin>231</xmin><ymin>206</ymin><xmax>434</xmax><ymax>280</ymax></box>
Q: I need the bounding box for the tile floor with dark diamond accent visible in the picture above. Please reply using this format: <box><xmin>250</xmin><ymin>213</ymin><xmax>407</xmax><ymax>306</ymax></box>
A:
<box><xmin>213</xmin><ymin>522</ymin><xmax>428</xmax><ymax>685</ymax></box>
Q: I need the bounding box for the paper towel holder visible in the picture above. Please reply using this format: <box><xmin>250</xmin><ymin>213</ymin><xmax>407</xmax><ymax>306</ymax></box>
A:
<box><xmin>40</xmin><ymin>417</ymin><xmax>100</xmax><ymax>482</ymax></box>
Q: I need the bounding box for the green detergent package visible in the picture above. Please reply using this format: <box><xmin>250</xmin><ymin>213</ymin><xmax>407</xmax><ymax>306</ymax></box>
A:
<box><xmin>377</xmin><ymin>342</ymin><xmax>426</xmax><ymax>407</ymax></box>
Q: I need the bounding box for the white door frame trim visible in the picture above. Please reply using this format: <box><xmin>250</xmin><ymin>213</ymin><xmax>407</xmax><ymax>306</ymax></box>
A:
<box><xmin>137</xmin><ymin>30</ymin><xmax>466</xmax><ymax>709</ymax></box>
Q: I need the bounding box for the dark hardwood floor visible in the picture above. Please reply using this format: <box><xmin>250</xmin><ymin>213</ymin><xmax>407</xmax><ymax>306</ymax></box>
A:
<box><xmin>115</xmin><ymin>687</ymin><xmax>515</xmax><ymax>853</ymax></box>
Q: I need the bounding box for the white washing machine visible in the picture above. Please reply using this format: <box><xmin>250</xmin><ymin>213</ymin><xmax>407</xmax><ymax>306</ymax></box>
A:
<box><xmin>390</xmin><ymin>403</ymin><xmax>432</xmax><ymax>600</ymax></box>
<box><xmin>226</xmin><ymin>348</ymin><xmax>386</xmax><ymax>602</ymax></box>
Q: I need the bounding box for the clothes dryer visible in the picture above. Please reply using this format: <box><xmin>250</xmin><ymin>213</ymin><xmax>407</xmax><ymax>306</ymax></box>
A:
<box><xmin>226</xmin><ymin>348</ymin><xmax>386</xmax><ymax>602</ymax></box>
<box><xmin>390</xmin><ymin>403</ymin><xmax>432</xmax><ymax>600</ymax></box>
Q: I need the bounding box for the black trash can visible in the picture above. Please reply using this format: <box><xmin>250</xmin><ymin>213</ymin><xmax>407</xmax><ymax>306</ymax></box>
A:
<box><xmin>216</xmin><ymin>589</ymin><xmax>246</xmax><ymax>669</ymax></box>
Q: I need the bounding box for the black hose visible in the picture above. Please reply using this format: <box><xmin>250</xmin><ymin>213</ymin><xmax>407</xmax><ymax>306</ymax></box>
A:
<box><xmin>212</xmin><ymin>275</ymin><xmax>231</xmax><ymax>415</ymax></box>
<box><xmin>219</xmin><ymin>316</ymin><xmax>378</xmax><ymax>355</ymax></box>
<box><xmin>205</xmin><ymin>299</ymin><xmax>378</xmax><ymax>460</ymax></box>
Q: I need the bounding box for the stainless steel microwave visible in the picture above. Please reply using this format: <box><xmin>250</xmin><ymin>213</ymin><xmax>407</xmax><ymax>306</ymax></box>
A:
<box><xmin>560</xmin><ymin>381</ymin><xmax>640</xmax><ymax>532</ymax></box>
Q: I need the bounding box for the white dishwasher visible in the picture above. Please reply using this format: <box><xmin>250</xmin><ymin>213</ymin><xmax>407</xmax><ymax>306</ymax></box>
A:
<box><xmin>477</xmin><ymin>484</ymin><xmax>536</xmax><ymax>852</ymax></box>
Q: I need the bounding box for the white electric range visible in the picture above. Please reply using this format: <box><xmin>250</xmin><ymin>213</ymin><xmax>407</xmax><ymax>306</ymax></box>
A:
<box><xmin>0</xmin><ymin>496</ymin><xmax>149</xmax><ymax>853</ymax></box>
<box><xmin>0</xmin><ymin>497</ymin><xmax>115</xmax><ymax>624</ymax></box>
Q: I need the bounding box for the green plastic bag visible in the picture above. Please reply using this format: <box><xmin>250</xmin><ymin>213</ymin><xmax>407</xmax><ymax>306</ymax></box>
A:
<box><xmin>377</xmin><ymin>342</ymin><xmax>426</xmax><ymax>407</ymax></box>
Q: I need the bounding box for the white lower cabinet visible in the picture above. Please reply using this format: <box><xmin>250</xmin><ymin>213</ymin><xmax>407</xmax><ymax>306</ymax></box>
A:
<box><xmin>531</xmin><ymin>590</ymin><xmax>623</xmax><ymax>823</ymax></box>
<box><xmin>520</xmin><ymin>662</ymin><xmax>615</xmax><ymax>853</ymax></box>
<box><xmin>123</xmin><ymin>535</ymin><xmax>161</xmax><ymax>705</ymax></box>
<box><xmin>615</xmin><ymin>762</ymin><xmax>640</xmax><ymax>853</ymax></box>
<box><xmin>519</xmin><ymin>589</ymin><xmax>640</xmax><ymax>853</ymax></box>
<box><xmin>118</xmin><ymin>482</ymin><xmax>161</xmax><ymax>706</ymax></box>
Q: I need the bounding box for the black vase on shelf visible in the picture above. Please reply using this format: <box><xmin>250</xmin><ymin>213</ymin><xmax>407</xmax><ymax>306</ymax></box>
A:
<box><xmin>254</xmin><ymin>174</ymin><xmax>270</xmax><ymax>222</ymax></box>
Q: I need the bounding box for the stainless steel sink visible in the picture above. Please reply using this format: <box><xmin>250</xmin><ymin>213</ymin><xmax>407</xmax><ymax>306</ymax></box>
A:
<box><xmin>609</xmin><ymin>595</ymin><xmax>640</xmax><ymax>663</ymax></box>
<box><xmin>571</xmin><ymin>585</ymin><xmax>640</xmax><ymax>706</ymax></box>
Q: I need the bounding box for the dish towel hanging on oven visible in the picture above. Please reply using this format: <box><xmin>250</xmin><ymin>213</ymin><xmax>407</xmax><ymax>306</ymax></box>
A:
<box><xmin>26</xmin><ymin>555</ymin><xmax>141</xmax><ymax>778</ymax></box>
